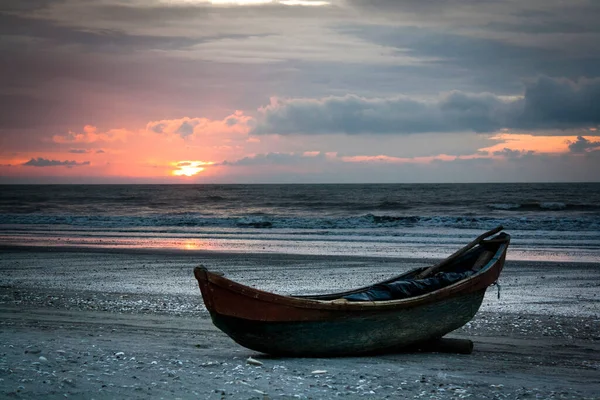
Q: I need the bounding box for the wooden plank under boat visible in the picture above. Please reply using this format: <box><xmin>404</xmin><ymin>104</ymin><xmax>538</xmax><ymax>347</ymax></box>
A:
<box><xmin>194</xmin><ymin>226</ymin><xmax>510</xmax><ymax>356</ymax></box>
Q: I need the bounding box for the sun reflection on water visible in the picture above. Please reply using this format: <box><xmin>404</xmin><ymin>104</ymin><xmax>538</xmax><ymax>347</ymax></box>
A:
<box><xmin>181</xmin><ymin>240</ymin><xmax>206</xmax><ymax>250</ymax></box>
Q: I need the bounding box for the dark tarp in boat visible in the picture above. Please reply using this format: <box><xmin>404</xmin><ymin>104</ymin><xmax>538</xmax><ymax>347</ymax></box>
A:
<box><xmin>342</xmin><ymin>239</ymin><xmax>501</xmax><ymax>302</ymax></box>
<box><xmin>343</xmin><ymin>271</ymin><xmax>474</xmax><ymax>302</ymax></box>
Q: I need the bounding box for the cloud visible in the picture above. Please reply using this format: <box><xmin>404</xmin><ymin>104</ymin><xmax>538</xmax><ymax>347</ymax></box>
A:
<box><xmin>146</xmin><ymin>112</ymin><xmax>254</xmax><ymax>138</ymax></box>
<box><xmin>339</xmin><ymin>14</ymin><xmax>600</xmax><ymax>95</ymax></box>
<box><xmin>214</xmin><ymin>145</ymin><xmax>600</xmax><ymax>183</ymax></box>
<box><xmin>221</xmin><ymin>151</ymin><xmax>327</xmax><ymax>166</ymax></box>
<box><xmin>22</xmin><ymin>158</ymin><xmax>91</xmax><ymax>167</ymax></box>
<box><xmin>148</xmin><ymin>123</ymin><xmax>166</xmax><ymax>134</ymax></box>
<box><xmin>520</xmin><ymin>76</ymin><xmax>600</xmax><ymax>129</ymax></box>
<box><xmin>0</xmin><ymin>8</ymin><xmax>201</xmax><ymax>53</ymax></box>
<box><xmin>567</xmin><ymin>136</ymin><xmax>600</xmax><ymax>153</ymax></box>
<box><xmin>492</xmin><ymin>148</ymin><xmax>535</xmax><ymax>158</ymax></box>
<box><xmin>68</xmin><ymin>149</ymin><xmax>89</xmax><ymax>154</ymax></box>
<box><xmin>53</xmin><ymin>125</ymin><xmax>128</xmax><ymax>143</ymax></box>
<box><xmin>252</xmin><ymin>76</ymin><xmax>600</xmax><ymax>135</ymax></box>
<box><xmin>3</xmin><ymin>0</ymin><xmax>598</xmax><ymax>137</ymax></box>
<box><xmin>0</xmin><ymin>2</ymin><xmax>354</xmax><ymax>64</ymax></box>
<box><xmin>176</xmin><ymin>121</ymin><xmax>195</xmax><ymax>138</ymax></box>
<box><xmin>253</xmin><ymin>92</ymin><xmax>519</xmax><ymax>135</ymax></box>
<box><xmin>221</xmin><ymin>150</ymin><xmax>477</xmax><ymax>167</ymax></box>
<box><xmin>345</xmin><ymin>0</ymin><xmax>600</xmax><ymax>42</ymax></box>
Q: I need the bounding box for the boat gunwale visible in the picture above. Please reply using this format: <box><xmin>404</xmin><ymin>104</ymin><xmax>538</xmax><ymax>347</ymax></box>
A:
<box><xmin>195</xmin><ymin>234</ymin><xmax>510</xmax><ymax>313</ymax></box>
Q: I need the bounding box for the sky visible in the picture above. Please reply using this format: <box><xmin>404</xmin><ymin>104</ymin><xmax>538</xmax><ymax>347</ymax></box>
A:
<box><xmin>1</xmin><ymin>0</ymin><xmax>599</xmax><ymax>183</ymax></box>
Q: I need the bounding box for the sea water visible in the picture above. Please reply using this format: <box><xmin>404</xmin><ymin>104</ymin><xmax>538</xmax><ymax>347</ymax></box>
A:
<box><xmin>1</xmin><ymin>183</ymin><xmax>599</xmax><ymax>262</ymax></box>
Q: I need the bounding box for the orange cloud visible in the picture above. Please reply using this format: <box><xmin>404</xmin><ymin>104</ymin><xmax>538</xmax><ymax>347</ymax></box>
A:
<box><xmin>146</xmin><ymin>111</ymin><xmax>254</xmax><ymax>139</ymax></box>
<box><xmin>53</xmin><ymin>125</ymin><xmax>129</xmax><ymax>143</ymax></box>
<box><xmin>18</xmin><ymin>108</ymin><xmax>599</xmax><ymax>183</ymax></box>
<box><xmin>479</xmin><ymin>133</ymin><xmax>575</xmax><ymax>155</ymax></box>
<box><xmin>26</xmin><ymin>112</ymin><xmax>258</xmax><ymax>180</ymax></box>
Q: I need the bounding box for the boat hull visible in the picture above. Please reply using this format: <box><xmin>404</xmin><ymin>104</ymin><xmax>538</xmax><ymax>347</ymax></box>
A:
<box><xmin>194</xmin><ymin>229</ymin><xmax>510</xmax><ymax>356</ymax></box>
<box><xmin>210</xmin><ymin>289</ymin><xmax>486</xmax><ymax>356</ymax></box>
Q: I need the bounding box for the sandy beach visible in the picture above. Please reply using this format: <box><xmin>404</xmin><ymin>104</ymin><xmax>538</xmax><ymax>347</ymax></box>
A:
<box><xmin>1</xmin><ymin>246</ymin><xmax>599</xmax><ymax>399</ymax></box>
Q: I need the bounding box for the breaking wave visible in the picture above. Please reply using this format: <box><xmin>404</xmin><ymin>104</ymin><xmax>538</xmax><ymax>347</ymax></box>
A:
<box><xmin>1</xmin><ymin>212</ymin><xmax>599</xmax><ymax>232</ymax></box>
<box><xmin>488</xmin><ymin>202</ymin><xmax>600</xmax><ymax>211</ymax></box>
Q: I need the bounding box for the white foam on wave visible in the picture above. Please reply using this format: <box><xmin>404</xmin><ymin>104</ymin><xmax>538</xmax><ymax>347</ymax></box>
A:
<box><xmin>2</xmin><ymin>212</ymin><xmax>600</xmax><ymax>232</ymax></box>
<box><xmin>540</xmin><ymin>202</ymin><xmax>567</xmax><ymax>210</ymax></box>
<box><xmin>488</xmin><ymin>203</ymin><xmax>521</xmax><ymax>210</ymax></box>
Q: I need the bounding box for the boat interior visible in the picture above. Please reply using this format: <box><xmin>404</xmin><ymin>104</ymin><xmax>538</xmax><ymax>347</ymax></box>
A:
<box><xmin>298</xmin><ymin>232</ymin><xmax>510</xmax><ymax>302</ymax></box>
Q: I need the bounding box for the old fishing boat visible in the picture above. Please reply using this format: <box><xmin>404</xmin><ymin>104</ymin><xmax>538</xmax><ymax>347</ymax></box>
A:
<box><xmin>194</xmin><ymin>226</ymin><xmax>510</xmax><ymax>356</ymax></box>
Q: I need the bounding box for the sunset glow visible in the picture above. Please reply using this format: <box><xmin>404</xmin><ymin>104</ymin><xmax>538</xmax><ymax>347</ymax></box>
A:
<box><xmin>1</xmin><ymin>1</ymin><xmax>599</xmax><ymax>183</ymax></box>
<box><xmin>180</xmin><ymin>240</ymin><xmax>213</xmax><ymax>251</ymax></box>
<box><xmin>480</xmin><ymin>133</ymin><xmax>596</xmax><ymax>155</ymax></box>
<box><xmin>171</xmin><ymin>161</ymin><xmax>214</xmax><ymax>177</ymax></box>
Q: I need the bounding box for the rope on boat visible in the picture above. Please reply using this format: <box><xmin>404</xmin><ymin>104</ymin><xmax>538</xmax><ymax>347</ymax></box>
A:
<box><xmin>491</xmin><ymin>281</ymin><xmax>501</xmax><ymax>299</ymax></box>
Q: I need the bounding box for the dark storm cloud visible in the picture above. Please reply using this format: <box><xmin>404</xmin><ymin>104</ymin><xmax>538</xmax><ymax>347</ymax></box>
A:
<box><xmin>23</xmin><ymin>158</ymin><xmax>90</xmax><ymax>167</ymax></box>
<box><xmin>344</xmin><ymin>0</ymin><xmax>600</xmax><ymax>51</ymax></box>
<box><xmin>1</xmin><ymin>0</ymin><xmax>599</xmax><ymax>139</ymax></box>
<box><xmin>252</xmin><ymin>76</ymin><xmax>600</xmax><ymax>135</ymax></box>
<box><xmin>254</xmin><ymin>92</ymin><xmax>519</xmax><ymax>134</ymax></box>
<box><xmin>520</xmin><ymin>76</ymin><xmax>600</xmax><ymax>129</ymax></box>
<box><xmin>338</xmin><ymin>0</ymin><xmax>600</xmax><ymax>95</ymax></box>
<box><xmin>568</xmin><ymin>136</ymin><xmax>600</xmax><ymax>153</ymax></box>
<box><xmin>345</xmin><ymin>0</ymin><xmax>484</xmax><ymax>13</ymax></box>
<box><xmin>338</xmin><ymin>24</ymin><xmax>600</xmax><ymax>89</ymax></box>
<box><xmin>484</xmin><ymin>20</ymin><xmax>600</xmax><ymax>35</ymax></box>
<box><xmin>0</xmin><ymin>0</ymin><xmax>323</xmax><ymax>52</ymax></box>
<box><xmin>0</xmin><ymin>0</ymin><xmax>60</xmax><ymax>12</ymax></box>
<box><xmin>0</xmin><ymin>11</ymin><xmax>234</xmax><ymax>53</ymax></box>
<box><xmin>340</xmin><ymin>25</ymin><xmax>544</xmax><ymax>67</ymax></box>
<box><xmin>346</xmin><ymin>0</ymin><xmax>600</xmax><ymax>30</ymax></box>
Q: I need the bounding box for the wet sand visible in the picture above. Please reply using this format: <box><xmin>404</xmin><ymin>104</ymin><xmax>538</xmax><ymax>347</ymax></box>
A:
<box><xmin>1</xmin><ymin>246</ymin><xmax>599</xmax><ymax>399</ymax></box>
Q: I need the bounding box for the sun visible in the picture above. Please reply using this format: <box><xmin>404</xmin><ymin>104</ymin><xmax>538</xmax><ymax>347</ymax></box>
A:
<box><xmin>174</xmin><ymin>165</ymin><xmax>205</xmax><ymax>176</ymax></box>
<box><xmin>172</xmin><ymin>160</ymin><xmax>214</xmax><ymax>177</ymax></box>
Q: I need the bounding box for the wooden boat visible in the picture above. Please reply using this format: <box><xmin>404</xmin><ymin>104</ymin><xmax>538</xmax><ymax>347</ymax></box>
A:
<box><xmin>194</xmin><ymin>226</ymin><xmax>510</xmax><ymax>356</ymax></box>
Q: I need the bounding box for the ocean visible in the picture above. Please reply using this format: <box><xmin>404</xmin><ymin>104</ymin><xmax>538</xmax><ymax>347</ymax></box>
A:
<box><xmin>1</xmin><ymin>183</ymin><xmax>599</xmax><ymax>262</ymax></box>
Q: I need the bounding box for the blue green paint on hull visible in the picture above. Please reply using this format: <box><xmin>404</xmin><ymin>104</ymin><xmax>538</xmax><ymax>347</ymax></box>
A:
<box><xmin>211</xmin><ymin>290</ymin><xmax>486</xmax><ymax>357</ymax></box>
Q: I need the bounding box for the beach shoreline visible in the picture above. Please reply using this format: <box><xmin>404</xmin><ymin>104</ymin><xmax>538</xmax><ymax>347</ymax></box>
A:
<box><xmin>1</xmin><ymin>246</ymin><xmax>599</xmax><ymax>399</ymax></box>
